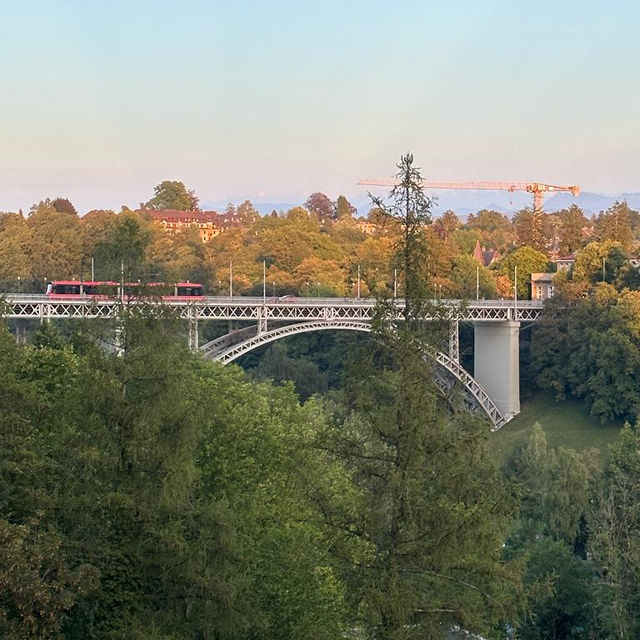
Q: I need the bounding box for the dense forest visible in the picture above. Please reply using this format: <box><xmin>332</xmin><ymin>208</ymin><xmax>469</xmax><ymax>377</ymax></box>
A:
<box><xmin>3</xmin><ymin>163</ymin><xmax>640</xmax><ymax>638</ymax></box>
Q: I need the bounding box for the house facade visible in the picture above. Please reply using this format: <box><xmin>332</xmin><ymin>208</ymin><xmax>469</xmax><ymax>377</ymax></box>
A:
<box><xmin>531</xmin><ymin>272</ymin><xmax>555</xmax><ymax>300</ymax></box>
<box><xmin>147</xmin><ymin>210</ymin><xmax>227</xmax><ymax>242</ymax></box>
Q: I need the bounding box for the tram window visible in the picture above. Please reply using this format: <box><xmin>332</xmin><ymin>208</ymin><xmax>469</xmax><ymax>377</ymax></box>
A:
<box><xmin>177</xmin><ymin>285</ymin><xmax>203</xmax><ymax>297</ymax></box>
<box><xmin>53</xmin><ymin>284</ymin><xmax>81</xmax><ymax>295</ymax></box>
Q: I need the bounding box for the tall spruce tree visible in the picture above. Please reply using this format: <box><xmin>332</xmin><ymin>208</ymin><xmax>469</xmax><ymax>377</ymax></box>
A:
<box><xmin>322</xmin><ymin>154</ymin><xmax>519</xmax><ymax>638</ymax></box>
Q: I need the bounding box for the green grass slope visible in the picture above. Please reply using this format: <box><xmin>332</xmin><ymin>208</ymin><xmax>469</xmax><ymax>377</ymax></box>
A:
<box><xmin>491</xmin><ymin>392</ymin><xmax>623</xmax><ymax>465</ymax></box>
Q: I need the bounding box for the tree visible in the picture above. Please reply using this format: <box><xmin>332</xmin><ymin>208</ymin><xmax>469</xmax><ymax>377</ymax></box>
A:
<box><xmin>24</xmin><ymin>201</ymin><xmax>85</xmax><ymax>282</ymax></box>
<box><xmin>293</xmin><ymin>256</ymin><xmax>346</xmax><ymax>296</ymax></box>
<box><xmin>335</xmin><ymin>195</ymin><xmax>356</xmax><ymax>220</ymax></box>
<box><xmin>0</xmin><ymin>312</ymin><xmax>354</xmax><ymax>638</ymax></box>
<box><xmin>305</xmin><ymin>192</ymin><xmax>335</xmax><ymax>222</ymax></box>
<box><xmin>590</xmin><ymin>424</ymin><xmax>640</xmax><ymax>638</ymax></box>
<box><xmin>237</xmin><ymin>199</ymin><xmax>260</xmax><ymax>224</ymax></box>
<box><xmin>144</xmin><ymin>180</ymin><xmax>199</xmax><ymax>211</ymax></box>
<box><xmin>450</xmin><ymin>254</ymin><xmax>496</xmax><ymax>299</ymax></box>
<box><xmin>572</xmin><ymin>240</ymin><xmax>628</xmax><ymax>286</ymax></box>
<box><xmin>252</xmin><ymin>342</ymin><xmax>328</xmax><ymax>399</ymax></box>
<box><xmin>93</xmin><ymin>210</ymin><xmax>152</xmax><ymax>280</ymax></box>
<box><xmin>322</xmin><ymin>154</ymin><xmax>518</xmax><ymax>638</ymax></box>
<box><xmin>224</xmin><ymin>202</ymin><xmax>237</xmax><ymax>218</ymax></box>
<box><xmin>594</xmin><ymin>201</ymin><xmax>634</xmax><ymax>250</ymax></box>
<box><xmin>532</xmin><ymin>287</ymin><xmax>640</xmax><ymax>422</ymax></box>
<box><xmin>557</xmin><ymin>204</ymin><xmax>587</xmax><ymax>255</ymax></box>
<box><xmin>51</xmin><ymin>197</ymin><xmax>78</xmax><ymax>216</ymax></box>
<box><xmin>517</xmin><ymin>538</ymin><xmax>598</xmax><ymax>640</ymax></box>
<box><xmin>433</xmin><ymin>209</ymin><xmax>460</xmax><ymax>242</ymax></box>
<box><xmin>498</xmin><ymin>246</ymin><xmax>549</xmax><ymax>299</ymax></box>
<box><xmin>513</xmin><ymin>207</ymin><xmax>547</xmax><ymax>251</ymax></box>
<box><xmin>507</xmin><ymin>424</ymin><xmax>596</xmax><ymax>545</ymax></box>
<box><xmin>465</xmin><ymin>209</ymin><xmax>514</xmax><ymax>253</ymax></box>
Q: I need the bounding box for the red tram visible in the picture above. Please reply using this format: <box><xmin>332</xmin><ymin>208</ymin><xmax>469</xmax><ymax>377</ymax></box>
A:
<box><xmin>46</xmin><ymin>280</ymin><xmax>205</xmax><ymax>300</ymax></box>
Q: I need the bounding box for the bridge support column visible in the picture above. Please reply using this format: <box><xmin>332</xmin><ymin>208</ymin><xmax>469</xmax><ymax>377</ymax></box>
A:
<box><xmin>473</xmin><ymin>321</ymin><xmax>520</xmax><ymax>418</ymax></box>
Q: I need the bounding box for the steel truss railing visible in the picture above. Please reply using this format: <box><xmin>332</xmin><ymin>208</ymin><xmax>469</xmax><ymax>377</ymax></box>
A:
<box><xmin>201</xmin><ymin>320</ymin><xmax>509</xmax><ymax>430</ymax></box>
<box><xmin>0</xmin><ymin>295</ymin><xmax>544</xmax><ymax>323</ymax></box>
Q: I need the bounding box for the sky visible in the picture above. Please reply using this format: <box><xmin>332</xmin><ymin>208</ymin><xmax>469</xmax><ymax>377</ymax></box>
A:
<box><xmin>1</xmin><ymin>0</ymin><xmax>639</xmax><ymax>213</ymax></box>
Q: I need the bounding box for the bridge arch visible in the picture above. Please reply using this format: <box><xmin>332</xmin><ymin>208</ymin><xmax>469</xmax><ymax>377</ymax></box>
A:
<box><xmin>200</xmin><ymin>320</ymin><xmax>508</xmax><ymax>430</ymax></box>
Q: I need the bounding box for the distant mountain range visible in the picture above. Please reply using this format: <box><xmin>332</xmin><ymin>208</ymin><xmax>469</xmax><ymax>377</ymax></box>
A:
<box><xmin>204</xmin><ymin>191</ymin><xmax>640</xmax><ymax>219</ymax></box>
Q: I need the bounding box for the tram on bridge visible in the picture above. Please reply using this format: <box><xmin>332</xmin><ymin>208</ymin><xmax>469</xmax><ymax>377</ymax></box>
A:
<box><xmin>46</xmin><ymin>280</ymin><xmax>205</xmax><ymax>301</ymax></box>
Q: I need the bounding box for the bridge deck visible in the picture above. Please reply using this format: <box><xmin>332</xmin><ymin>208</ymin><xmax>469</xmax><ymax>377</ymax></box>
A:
<box><xmin>0</xmin><ymin>295</ymin><xmax>544</xmax><ymax>321</ymax></box>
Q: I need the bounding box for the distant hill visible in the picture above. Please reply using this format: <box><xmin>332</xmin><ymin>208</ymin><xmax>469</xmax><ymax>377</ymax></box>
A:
<box><xmin>544</xmin><ymin>191</ymin><xmax>640</xmax><ymax>214</ymax></box>
<box><xmin>203</xmin><ymin>190</ymin><xmax>640</xmax><ymax>219</ymax></box>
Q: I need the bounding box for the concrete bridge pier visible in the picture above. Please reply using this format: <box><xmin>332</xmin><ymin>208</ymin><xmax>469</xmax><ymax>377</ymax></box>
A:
<box><xmin>473</xmin><ymin>321</ymin><xmax>520</xmax><ymax>419</ymax></box>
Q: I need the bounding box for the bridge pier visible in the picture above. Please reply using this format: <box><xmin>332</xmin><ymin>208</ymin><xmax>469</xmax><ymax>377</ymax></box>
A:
<box><xmin>473</xmin><ymin>321</ymin><xmax>520</xmax><ymax>418</ymax></box>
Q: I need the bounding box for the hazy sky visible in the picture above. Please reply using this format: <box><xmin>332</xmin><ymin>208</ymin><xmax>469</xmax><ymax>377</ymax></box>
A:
<box><xmin>1</xmin><ymin>0</ymin><xmax>638</xmax><ymax>213</ymax></box>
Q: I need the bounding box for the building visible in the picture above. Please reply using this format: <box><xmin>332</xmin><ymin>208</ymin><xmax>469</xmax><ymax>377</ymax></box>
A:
<box><xmin>531</xmin><ymin>272</ymin><xmax>555</xmax><ymax>300</ymax></box>
<box><xmin>355</xmin><ymin>218</ymin><xmax>379</xmax><ymax>235</ymax></box>
<box><xmin>473</xmin><ymin>240</ymin><xmax>500</xmax><ymax>267</ymax></box>
<box><xmin>552</xmin><ymin>255</ymin><xmax>575</xmax><ymax>272</ymax></box>
<box><xmin>147</xmin><ymin>210</ymin><xmax>226</xmax><ymax>243</ymax></box>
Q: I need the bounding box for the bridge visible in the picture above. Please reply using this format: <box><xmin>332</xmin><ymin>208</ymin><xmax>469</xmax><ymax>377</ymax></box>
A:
<box><xmin>2</xmin><ymin>294</ymin><xmax>545</xmax><ymax>430</ymax></box>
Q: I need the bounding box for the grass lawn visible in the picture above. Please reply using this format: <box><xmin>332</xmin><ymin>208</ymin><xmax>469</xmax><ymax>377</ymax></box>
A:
<box><xmin>490</xmin><ymin>391</ymin><xmax>623</xmax><ymax>465</ymax></box>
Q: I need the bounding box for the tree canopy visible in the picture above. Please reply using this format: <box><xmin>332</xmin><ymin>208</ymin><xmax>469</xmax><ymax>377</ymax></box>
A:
<box><xmin>144</xmin><ymin>180</ymin><xmax>199</xmax><ymax>211</ymax></box>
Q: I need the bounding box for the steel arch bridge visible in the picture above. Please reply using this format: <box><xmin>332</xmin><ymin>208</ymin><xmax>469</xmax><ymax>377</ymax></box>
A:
<box><xmin>199</xmin><ymin>319</ymin><xmax>508</xmax><ymax>430</ymax></box>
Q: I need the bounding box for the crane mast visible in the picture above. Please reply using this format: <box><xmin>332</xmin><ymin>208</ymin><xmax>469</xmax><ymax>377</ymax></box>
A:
<box><xmin>358</xmin><ymin>179</ymin><xmax>581</xmax><ymax>212</ymax></box>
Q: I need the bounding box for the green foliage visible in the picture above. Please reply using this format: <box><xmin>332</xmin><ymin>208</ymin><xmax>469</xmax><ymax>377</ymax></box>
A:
<box><xmin>518</xmin><ymin>537</ymin><xmax>599</xmax><ymax>640</ymax></box>
<box><xmin>571</xmin><ymin>240</ymin><xmax>628</xmax><ymax>287</ymax></box>
<box><xmin>144</xmin><ymin>180</ymin><xmax>199</xmax><ymax>211</ymax></box>
<box><xmin>506</xmin><ymin>424</ymin><xmax>597</xmax><ymax>545</ymax></box>
<box><xmin>464</xmin><ymin>209</ymin><xmax>513</xmax><ymax>253</ymax></box>
<box><xmin>594</xmin><ymin>201</ymin><xmax>634</xmax><ymax>250</ymax></box>
<box><xmin>450</xmin><ymin>254</ymin><xmax>496</xmax><ymax>299</ymax></box>
<box><xmin>251</xmin><ymin>341</ymin><xmax>328</xmax><ymax>399</ymax></box>
<box><xmin>556</xmin><ymin>205</ymin><xmax>587</xmax><ymax>255</ymax></box>
<box><xmin>532</xmin><ymin>288</ymin><xmax>640</xmax><ymax>422</ymax></box>
<box><xmin>589</xmin><ymin>423</ymin><xmax>640</xmax><ymax>639</ymax></box>
<box><xmin>0</xmin><ymin>316</ymin><xmax>357</xmax><ymax>638</ymax></box>
<box><xmin>317</xmin><ymin>154</ymin><xmax>520</xmax><ymax>639</ymax></box>
<box><xmin>513</xmin><ymin>207</ymin><xmax>546</xmax><ymax>251</ymax></box>
<box><xmin>336</xmin><ymin>194</ymin><xmax>356</xmax><ymax>219</ymax></box>
<box><xmin>498</xmin><ymin>246</ymin><xmax>550</xmax><ymax>299</ymax></box>
<box><xmin>93</xmin><ymin>210</ymin><xmax>152</xmax><ymax>280</ymax></box>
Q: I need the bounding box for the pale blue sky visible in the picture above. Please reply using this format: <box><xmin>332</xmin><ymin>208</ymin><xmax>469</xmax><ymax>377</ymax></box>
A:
<box><xmin>0</xmin><ymin>0</ymin><xmax>638</xmax><ymax>212</ymax></box>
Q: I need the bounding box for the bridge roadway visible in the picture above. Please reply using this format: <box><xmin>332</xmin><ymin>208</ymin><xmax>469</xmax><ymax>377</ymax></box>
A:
<box><xmin>0</xmin><ymin>294</ymin><xmax>543</xmax><ymax>322</ymax></box>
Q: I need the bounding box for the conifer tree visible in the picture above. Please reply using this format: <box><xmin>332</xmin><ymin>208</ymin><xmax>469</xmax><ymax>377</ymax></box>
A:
<box><xmin>323</xmin><ymin>154</ymin><xmax>519</xmax><ymax>639</ymax></box>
